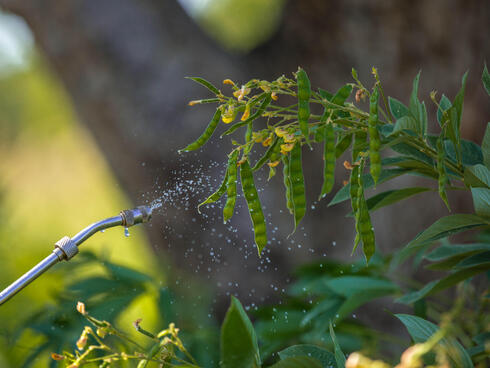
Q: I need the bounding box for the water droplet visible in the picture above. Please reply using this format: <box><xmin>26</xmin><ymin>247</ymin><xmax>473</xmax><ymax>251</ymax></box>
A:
<box><xmin>124</xmin><ymin>227</ymin><xmax>130</xmax><ymax>237</ymax></box>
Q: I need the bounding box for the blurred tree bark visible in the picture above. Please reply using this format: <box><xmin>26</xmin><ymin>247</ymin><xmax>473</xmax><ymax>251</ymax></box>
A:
<box><xmin>1</xmin><ymin>0</ymin><xmax>489</xmax><ymax>316</ymax></box>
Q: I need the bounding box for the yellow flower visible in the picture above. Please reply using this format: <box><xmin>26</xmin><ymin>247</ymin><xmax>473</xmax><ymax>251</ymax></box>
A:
<box><xmin>268</xmin><ymin>160</ymin><xmax>280</xmax><ymax>168</ymax></box>
<box><xmin>233</xmin><ymin>86</ymin><xmax>251</xmax><ymax>101</ymax></box>
<box><xmin>222</xmin><ymin>106</ymin><xmax>236</xmax><ymax>124</ymax></box>
<box><xmin>283</xmin><ymin>134</ymin><xmax>295</xmax><ymax>143</ymax></box>
<box><xmin>280</xmin><ymin>143</ymin><xmax>295</xmax><ymax>155</ymax></box>
<box><xmin>241</xmin><ymin>104</ymin><xmax>250</xmax><ymax>121</ymax></box>
<box><xmin>271</xmin><ymin>92</ymin><xmax>278</xmax><ymax>101</ymax></box>
<box><xmin>262</xmin><ymin>136</ymin><xmax>272</xmax><ymax>147</ymax></box>
<box><xmin>223</xmin><ymin>79</ymin><xmax>235</xmax><ymax>86</ymax></box>
<box><xmin>275</xmin><ymin>127</ymin><xmax>287</xmax><ymax>137</ymax></box>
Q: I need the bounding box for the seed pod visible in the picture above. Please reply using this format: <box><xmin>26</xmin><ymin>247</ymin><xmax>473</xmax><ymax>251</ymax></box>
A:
<box><xmin>289</xmin><ymin>143</ymin><xmax>306</xmax><ymax>231</ymax></box>
<box><xmin>319</xmin><ymin>122</ymin><xmax>336</xmax><ymax>199</ymax></box>
<box><xmin>282</xmin><ymin>155</ymin><xmax>294</xmax><ymax>214</ymax></box>
<box><xmin>436</xmin><ymin>136</ymin><xmax>450</xmax><ymax>210</ymax></box>
<box><xmin>252</xmin><ymin>136</ymin><xmax>280</xmax><ymax>171</ymax></box>
<box><xmin>240</xmin><ymin>160</ymin><xmax>268</xmax><ymax>256</ymax></box>
<box><xmin>198</xmin><ymin>168</ymin><xmax>229</xmax><ymax>213</ymax></box>
<box><xmin>223</xmin><ymin>150</ymin><xmax>239</xmax><ymax>223</ymax></box>
<box><xmin>369</xmin><ymin>86</ymin><xmax>381</xmax><ymax>185</ymax></box>
<box><xmin>296</xmin><ymin>68</ymin><xmax>311</xmax><ymax>146</ymax></box>
<box><xmin>353</xmin><ymin>160</ymin><xmax>375</xmax><ymax>263</ymax></box>
<box><xmin>179</xmin><ymin>109</ymin><xmax>222</xmax><ymax>153</ymax></box>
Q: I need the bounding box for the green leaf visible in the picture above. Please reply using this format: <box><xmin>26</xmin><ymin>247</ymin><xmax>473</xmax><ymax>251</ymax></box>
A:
<box><xmin>483</xmin><ymin>63</ymin><xmax>490</xmax><ymax>96</ymax></box>
<box><xmin>388</xmin><ymin>97</ymin><xmax>410</xmax><ymax>120</ymax></box>
<box><xmin>186</xmin><ymin>77</ymin><xmax>221</xmax><ymax>95</ymax></box>
<box><xmin>444</xmin><ymin>139</ymin><xmax>483</xmax><ymax>167</ymax></box>
<box><xmin>454</xmin><ymin>251</ymin><xmax>490</xmax><ymax>269</ymax></box>
<box><xmin>324</xmin><ymin>276</ymin><xmax>397</xmax><ymax>298</ymax></box>
<box><xmin>437</xmin><ymin>94</ymin><xmax>451</xmax><ymax>126</ymax></box>
<box><xmin>424</xmin><ymin>242</ymin><xmax>490</xmax><ymax>270</ymax></box>
<box><xmin>336</xmin><ymin>288</ymin><xmax>397</xmax><ymax>321</ymax></box>
<box><xmin>271</xmin><ymin>356</ymin><xmax>323</xmax><ymax>368</ymax></box>
<box><xmin>364</xmin><ymin>187</ymin><xmax>431</xmax><ymax>213</ymax></box>
<box><xmin>397</xmin><ymin>264</ymin><xmax>489</xmax><ymax>304</ymax></box>
<box><xmin>483</xmin><ymin>122</ymin><xmax>490</xmax><ymax>168</ymax></box>
<box><xmin>409</xmin><ymin>71</ymin><xmax>421</xmax><ymax>113</ymax></box>
<box><xmin>331</xmin><ymin>85</ymin><xmax>353</xmax><ymax>106</ymax></box>
<box><xmin>395</xmin><ymin>314</ymin><xmax>473</xmax><ymax>368</ymax></box>
<box><xmin>278</xmin><ymin>345</ymin><xmax>336</xmax><ymax>368</ymax></box>
<box><xmin>301</xmin><ymin>298</ymin><xmax>343</xmax><ymax>328</ymax></box>
<box><xmin>425</xmin><ymin>243</ymin><xmax>490</xmax><ymax>262</ymax></box>
<box><xmin>464</xmin><ymin>164</ymin><xmax>490</xmax><ymax>189</ymax></box>
<box><xmin>103</xmin><ymin>262</ymin><xmax>152</xmax><ymax>283</ymax></box>
<box><xmin>392</xmin><ymin>116</ymin><xmax>419</xmax><ymax>135</ymax></box>
<box><xmin>394</xmin><ymin>214</ymin><xmax>489</xmax><ymax>265</ymax></box>
<box><xmin>220</xmin><ymin>296</ymin><xmax>261</xmax><ymax>368</ymax></box>
<box><xmin>329</xmin><ymin>168</ymin><xmax>409</xmax><ymax>206</ymax></box>
<box><xmin>329</xmin><ymin>324</ymin><xmax>346</xmax><ymax>368</ymax></box>
<box><xmin>471</xmin><ymin>187</ymin><xmax>490</xmax><ymax>218</ymax></box>
<box><xmin>335</xmin><ymin>133</ymin><xmax>352</xmax><ymax>158</ymax></box>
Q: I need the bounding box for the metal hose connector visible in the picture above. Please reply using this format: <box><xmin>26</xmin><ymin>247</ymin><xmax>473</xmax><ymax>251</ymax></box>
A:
<box><xmin>0</xmin><ymin>205</ymin><xmax>153</xmax><ymax>306</ymax></box>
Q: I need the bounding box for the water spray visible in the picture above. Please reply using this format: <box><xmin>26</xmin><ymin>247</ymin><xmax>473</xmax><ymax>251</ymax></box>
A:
<box><xmin>0</xmin><ymin>206</ymin><xmax>152</xmax><ymax>306</ymax></box>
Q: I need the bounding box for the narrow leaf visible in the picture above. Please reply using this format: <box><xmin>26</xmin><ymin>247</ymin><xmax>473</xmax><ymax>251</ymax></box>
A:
<box><xmin>483</xmin><ymin>63</ymin><xmax>490</xmax><ymax>96</ymax></box>
<box><xmin>395</xmin><ymin>214</ymin><xmax>489</xmax><ymax>265</ymax></box>
<box><xmin>329</xmin><ymin>324</ymin><xmax>346</xmax><ymax>368</ymax></box>
<box><xmin>437</xmin><ymin>95</ymin><xmax>451</xmax><ymax>126</ymax></box>
<box><xmin>483</xmin><ymin>122</ymin><xmax>490</xmax><ymax>167</ymax></box>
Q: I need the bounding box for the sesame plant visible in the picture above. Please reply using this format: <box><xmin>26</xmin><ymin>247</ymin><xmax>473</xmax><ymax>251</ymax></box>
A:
<box><xmin>52</xmin><ymin>67</ymin><xmax>489</xmax><ymax>367</ymax></box>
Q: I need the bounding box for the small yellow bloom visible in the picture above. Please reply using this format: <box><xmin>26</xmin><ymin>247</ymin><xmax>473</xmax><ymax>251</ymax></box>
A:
<box><xmin>262</xmin><ymin>136</ymin><xmax>272</xmax><ymax>146</ymax></box>
<box><xmin>233</xmin><ymin>86</ymin><xmax>251</xmax><ymax>101</ymax></box>
<box><xmin>241</xmin><ymin>104</ymin><xmax>250</xmax><ymax>121</ymax></box>
<box><xmin>280</xmin><ymin>143</ymin><xmax>295</xmax><ymax>155</ymax></box>
<box><xmin>275</xmin><ymin>127</ymin><xmax>287</xmax><ymax>137</ymax></box>
<box><xmin>283</xmin><ymin>134</ymin><xmax>295</xmax><ymax>143</ymax></box>
<box><xmin>271</xmin><ymin>92</ymin><xmax>278</xmax><ymax>101</ymax></box>
<box><xmin>188</xmin><ymin>100</ymin><xmax>200</xmax><ymax>106</ymax></box>
<box><xmin>223</xmin><ymin>79</ymin><xmax>235</xmax><ymax>86</ymax></box>
<box><xmin>268</xmin><ymin>160</ymin><xmax>280</xmax><ymax>168</ymax></box>
<box><xmin>51</xmin><ymin>353</ymin><xmax>65</xmax><ymax>361</ymax></box>
<box><xmin>343</xmin><ymin>161</ymin><xmax>354</xmax><ymax>170</ymax></box>
<box><xmin>222</xmin><ymin>106</ymin><xmax>236</xmax><ymax>124</ymax></box>
<box><xmin>76</xmin><ymin>301</ymin><xmax>86</xmax><ymax>315</ymax></box>
<box><xmin>252</xmin><ymin>132</ymin><xmax>264</xmax><ymax>143</ymax></box>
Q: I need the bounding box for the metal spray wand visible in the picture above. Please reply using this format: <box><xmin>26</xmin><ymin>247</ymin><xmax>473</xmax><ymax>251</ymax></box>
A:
<box><xmin>0</xmin><ymin>205</ymin><xmax>152</xmax><ymax>306</ymax></box>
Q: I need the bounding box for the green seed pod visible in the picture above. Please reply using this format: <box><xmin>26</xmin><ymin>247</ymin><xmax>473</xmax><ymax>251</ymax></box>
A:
<box><xmin>252</xmin><ymin>136</ymin><xmax>280</xmax><ymax>171</ymax></box>
<box><xmin>289</xmin><ymin>143</ymin><xmax>306</xmax><ymax>231</ymax></box>
<box><xmin>296</xmin><ymin>68</ymin><xmax>311</xmax><ymax>146</ymax></box>
<box><xmin>223</xmin><ymin>150</ymin><xmax>239</xmax><ymax>223</ymax></box>
<box><xmin>240</xmin><ymin>160</ymin><xmax>268</xmax><ymax>256</ymax></box>
<box><xmin>369</xmin><ymin>86</ymin><xmax>381</xmax><ymax>185</ymax></box>
<box><xmin>319</xmin><ymin>122</ymin><xmax>336</xmax><ymax>199</ymax></box>
<box><xmin>282</xmin><ymin>154</ymin><xmax>294</xmax><ymax>214</ymax></box>
<box><xmin>436</xmin><ymin>136</ymin><xmax>450</xmax><ymax>210</ymax></box>
<box><xmin>179</xmin><ymin>108</ymin><xmax>222</xmax><ymax>153</ymax></box>
<box><xmin>198</xmin><ymin>169</ymin><xmax>228</xmax><ymax>213</ymax></box>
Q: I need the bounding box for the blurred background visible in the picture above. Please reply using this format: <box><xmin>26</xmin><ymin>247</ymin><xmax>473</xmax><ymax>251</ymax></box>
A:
<box><xmin>0</xmin><ymin>0</ymin><xmax>488</xmax><ymax>366</ymax></box>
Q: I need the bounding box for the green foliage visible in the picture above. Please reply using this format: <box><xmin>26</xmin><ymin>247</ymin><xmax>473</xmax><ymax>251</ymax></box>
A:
<box><xmin>44</xmin><ymin>66</ymin><xmax>489</xmax><ymax>367</ymax></box>
<box><xmin>220</xmin><ymin>296</ymin><xmax>261</xmax><ymax>368</ymax></box>
<box><xmin>177</xmin><ymin>65</ymin><xmax>490</xmax><ymax>367</ymax></box>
